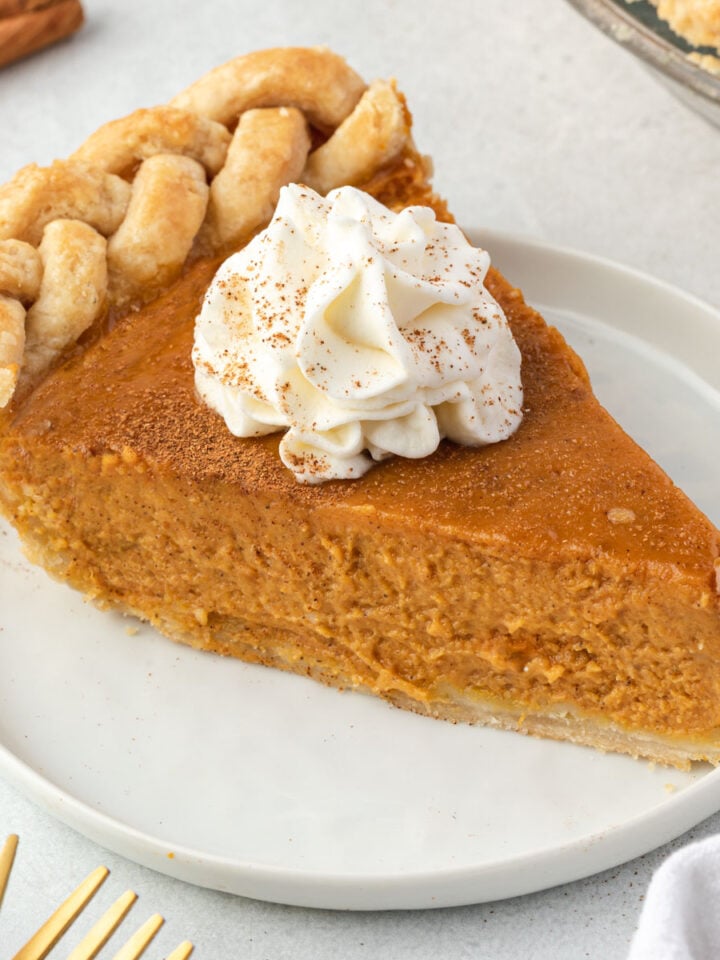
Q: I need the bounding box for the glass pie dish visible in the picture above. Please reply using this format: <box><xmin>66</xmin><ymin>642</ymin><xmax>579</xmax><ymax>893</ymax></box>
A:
<box><xmin>565</xmin><ymin>0</ymin><xmax>720</xmax><ymax>127</ymax></box>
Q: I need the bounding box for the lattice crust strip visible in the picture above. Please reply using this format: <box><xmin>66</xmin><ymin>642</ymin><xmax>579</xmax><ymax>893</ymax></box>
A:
<box><xmin>0</xmin><ymin>46</ymin><xmax>413</xmax><ymax>407</ymax></box>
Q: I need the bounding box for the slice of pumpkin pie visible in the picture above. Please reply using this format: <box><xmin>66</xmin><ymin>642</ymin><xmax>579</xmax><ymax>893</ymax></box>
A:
<box><xmin>0</xmin><ymin>47</ymin><xmax>718</xmax><ymax>769</ymax></box>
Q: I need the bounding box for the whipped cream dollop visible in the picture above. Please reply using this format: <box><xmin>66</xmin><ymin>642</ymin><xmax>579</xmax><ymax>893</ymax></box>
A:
<box><xmin>193</xmin><ymin>184</ymin><xmax>523</xmax><ymax>484</ymax></box>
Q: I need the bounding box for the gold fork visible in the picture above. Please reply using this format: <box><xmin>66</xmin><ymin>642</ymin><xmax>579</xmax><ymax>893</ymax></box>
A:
<box><xmin>1</xmin><ymin>834</ymin><xmax>193</xmax><ymax>960</ymax></box>
<box><xmin>0</xmin><ymin>832</ymin><xmax>18</xmax><ymax>909</ymax></box>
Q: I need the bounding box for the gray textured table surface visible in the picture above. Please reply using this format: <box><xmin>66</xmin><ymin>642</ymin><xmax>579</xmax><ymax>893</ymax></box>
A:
<box><xmin>1</xmin><ymin>1</ymin><xmax>720</xmax><ymax>957</ymax></box>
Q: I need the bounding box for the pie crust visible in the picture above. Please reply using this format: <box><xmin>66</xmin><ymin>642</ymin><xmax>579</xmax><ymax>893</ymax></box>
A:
<box><xmin>0</xmin><ymin>47</ymin><xmax>420</xmax><ymax>405</ymax></box>
<box><xmin>1</xmin><ymin>47</ymin><xmax>719</xmax><ymax>769</ymax></box>
<box><xmin>646</xmin><ymin>0</ymin><xmax>720</xmax><ymax>50</ymax></box>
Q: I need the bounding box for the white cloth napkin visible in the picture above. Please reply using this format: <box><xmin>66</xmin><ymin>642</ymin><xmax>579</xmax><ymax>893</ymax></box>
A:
<box><xmin>628</xmin><ymin>835</ymin><xmax>720</xmax><ymax>959</ymax></box>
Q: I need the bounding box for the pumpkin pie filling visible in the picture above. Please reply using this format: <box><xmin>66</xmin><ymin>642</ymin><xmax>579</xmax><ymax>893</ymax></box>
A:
<box><xmin>1</xmin><ymin>48</ymin><xmax>719</xmax><ymax>768</ymax></box>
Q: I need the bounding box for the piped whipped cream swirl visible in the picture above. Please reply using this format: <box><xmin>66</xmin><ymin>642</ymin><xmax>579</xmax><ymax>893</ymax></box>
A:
<box><xmin>193</xmin><ymin>184</ymin><xmax>523</xmax><ymax>484</ymax></box>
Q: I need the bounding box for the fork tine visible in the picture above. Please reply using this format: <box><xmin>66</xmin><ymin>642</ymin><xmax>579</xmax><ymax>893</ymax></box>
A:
<box><xmin>66</xmin><ymin>889</ymin><xmax>138</xmax><ymax>960</ymax></box>
<box><xmin>166</xmin><ymin>942</ymin><xmax>194</xmax><ymax>960</ymax></box>
<box><xmin>110</xmin><ymin>913</ymin><xmax>164</xmax><ymax>960</ymax></box>
<box><xmin>12</xmin><ymin>866</ymin><xmax>109</xmax><ymax>960</ymax></box>
<box><xmin>0</xmin><ymin>834</ymin><xmax>19</xmax><ymax>909</ymax></box>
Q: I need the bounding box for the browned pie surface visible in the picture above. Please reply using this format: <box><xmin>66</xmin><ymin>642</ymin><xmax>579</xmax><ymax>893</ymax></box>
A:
<box><xmin>9</xmin><ymin>255</ymin><xmax>719</xmax><ymax>575</ymax></box>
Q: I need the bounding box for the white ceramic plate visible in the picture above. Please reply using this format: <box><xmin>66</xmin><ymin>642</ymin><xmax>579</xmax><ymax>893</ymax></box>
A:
<box><xmin>1</xmin><ymin>230</ymin><xmax>720</xmax><ymax>911</ymax></box>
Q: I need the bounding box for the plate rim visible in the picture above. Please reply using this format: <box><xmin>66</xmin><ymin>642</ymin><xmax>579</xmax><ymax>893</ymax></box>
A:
<box><xmin>3</xmin><ymin>726</ymin><xmax>720</xmax><ymax>910</ymax></box>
